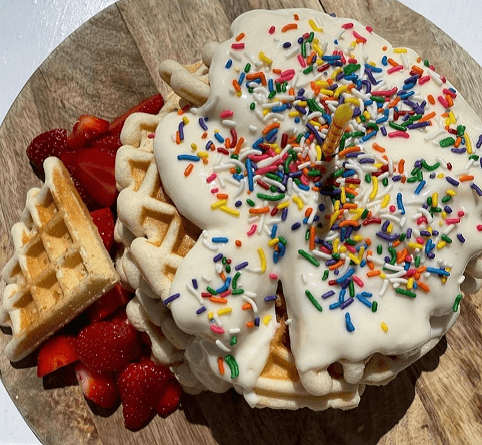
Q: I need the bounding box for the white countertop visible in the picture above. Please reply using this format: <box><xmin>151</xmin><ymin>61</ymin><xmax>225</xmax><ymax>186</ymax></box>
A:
<box><xmin>1</xmin><ymin>1</ymin><xmax>481</xmax><ymax>444</ymax></box>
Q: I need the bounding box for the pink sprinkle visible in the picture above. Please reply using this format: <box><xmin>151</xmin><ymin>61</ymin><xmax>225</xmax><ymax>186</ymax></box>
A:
<box><xmin>321</xmin><ymin>246</ymin><xmax>331</xmax><ymax>255</ymax></box>
<box><xmin>418</xmin><ymin>76</ymin><xmax>431</xmax><ymax>85</ymax></box>
<box><xmin>206</xmin><ymin>173</ymin><xmax>217</xmax><ymax>183</ymax></box>
<box><xmin>256</xmin><ymin>164</ymin><xmax>280</xmax><ymax>176</ymax></box>
<box><xmin>348</xmin><ymin>58</ymin><xmax>358</xmax><ymax>64</ymax></box>
<box><xmin>247</xmin><ymin>225</ymin><xmax>257</xmax><ymax>236</ymax></box>
<box><xmin>416</xmin><ymin>237</ymin><xmax>425</xmax><ymax>245</ymax></box>
<box><xmin>268</xmin><ymin>26</ymin><xmax>275</xmax><ymax>34</ymax></box>
<box><xmin>417</xmin><ymin>216</ymin><xmax>428</xmax><ymax>225</ymax></box>
<box><xmin>352</xmin><ymin>30</ymin><xmax>367</xmax><ymax>43</ymax></box>
<box><xmin>269</xmin><ymin>273</ymin><xmax>278</xmax><ymax>280</ymax></box>
<box><xmin>457</xmin><ymin>211</ymin><xmax>465</xmax><ymax>217</ymax></box>
<box><xmin>389</xmin><ymin>205</ymin><xmax>396</xmax><ymax>212</ymax></box>
<box><xmin>210</xmin><ymin>188</ymin><xmax>219</xmax><ymax>194</ymax></box>
<box><xmin>352</xmin><ymin>276</ymin><xmax>364</xmax><ymax>287</ymax></box>
<box><xmin>445</xmin><ymin>218</ymin><xmax>461</xmax><ymax>224</ymax></box>
<box><xmin>297</xmin><ymin>54</ymin><xmax>306</xmax><ymax>68</ymax></box>
<box><xmin>342</xmin><ymin>22</ymin><xmax>354</xmax><ymax>29</ymax></box>
<box><xmin>371</xmin><ymin>86</ymin><xmax>398</xmax><ymax>97</ymax></box>
<box><xmin>387</xmin><ymin>65</ymin><xmax>404</xmax><ymax>74</ymax></box>
<box><xmin>231</xmin><ymin>42</ymin><xmax>245</xmax><ymax>50</ymax></box>
<box><xmin>443</xmin><ymin>88</ymin><xmax>457</xmax><ymax>98</ymax></box>
<box><xmin>220</xmin><ymin>290</ymin><xmax>232</xmax><ymax>298</ymax></box>
<box><xmin>148</xmin><ymin>133</ymin><xmax>156</xmax><ymax>139</ymax></box>
<box><xmin>438</xmin><ymin>95</ymin><xmax>450</xmax><ymax>108</ymax></box>
<box><xmin>219</xmin><ymin>110</ymin><xmax>234</xmax><ymax>119</ymax></box>
<box><xmin>405</xmin><ymin>269</ymin><xmax>415</xmax><ymax>277</ymax></box>
<box><xmin>405</xmin><ymin>255</ymin><xmax>412</xmax><ymax>263</ymax></box>
<box><xmin>366</xmin><ymin>26</ymin><xmax>373</xmax><ymax>33</ymax></box>
<box><xmin>477</xmin><ymin>225</ymin><xmax>482</xmax><ymax>232</ymax></box>
<box><xmin>345</xmin><ymin>245</ymin><xmax>356</xmax><ymax>254</ymax></box>
<box><xmin>210</xmin><ymin>325</ymin><xmax>225</xmax><ymax>335</ymax></box>
<box><xmin>388</xmin><ymin>131</ymin><xmax>410</xmax><ymax>139</ymax></box>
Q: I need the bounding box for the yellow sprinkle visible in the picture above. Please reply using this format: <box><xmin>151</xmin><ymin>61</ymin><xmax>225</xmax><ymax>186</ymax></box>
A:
<box><xmin>369</xmin><ymin>176</ymin><xmax>379</xmax><ymax>200</ymax></box>
<box><xmin>218</xmin><ymin>308</ymin><xmax>232</xmax><ymax>316</ymax></box>
<box><xmin>381</xmin><ymin>194</ymin><xmax>390</xmax><ymax>208</ymax></box>
<box><xmin>340</xmin><ymin>187</ymin><xmax>346</xmax><ymax>204</ymax></box>
<box><xmin>320</xmin><ymin>89</ymin><xmax>334</xmax><ymax>96</ymax></box>
<box><xmin>407</xmin><ymin>277</ymin><xmax>414</xmax><ymax>289</ymax></box>
<box><xmin>312</xmin><ymin>42</ymin><xmax>323</xmax><ymax>56</ymax></box>
<box><xmin>386</xmin><ymin>223</ymin><xmax>393</xmax><ymax>233</ymax></box>
<box><xmin>211</xmin><ymin>200</ymin><xmax>227</xmax><ymax>209</ymax></box>
<box><xmin>259</xmin><ymin>51</ymin><xmax>272</xmax><ymax>65</ymax></box>
<box><xmin>432</xmin><ymin>193</ymin><xmax>438</xmax><ymax>207</ymax></box>
<box><xmin>437</xmin><ymin>240</ymin><xmax>447</xmax><ymax>249</ymax></box>
<box><xmin>447</xmin><ymin>189</ymin><xmax>457</xmax><ymax>196</ymax></box>
<box><xmin>345</xmin><ymin>98</ymin><xmax>360</xmax><ymax>106</ymax></box>
<box><xmin>268</xmin><ymin>238</ymin><xmax>279</xmax><ymax>247</ymax></box>
<box><xmin>448</xmin><ymin>111</ymin><xmax>456</xmax><ymax>124</ymax></box>
<box><xmin>329</xmin><ymin>209</ymin><xmax>340</xmax><ymax>227</ymax></box>
<box><xmin>437</xmin><ymin>173</ymin><xmax>444</xmax><ymax>179</ymax></box>
<box><xmin>349</xmin><ymin>254</ymin><xmax>361</xmax><ymax>264</ymax></box>
<box><xmin>441</xmin><ymin>211</ymin><xmax>447</xmax><ymax>219</ymax></box>
<box><xmin>316</xmin><ymin>144</ymin><xmax>322</xmax><ymax>161</ymax></box>
<box><xmin>334</xmin><ymin>85</ymin><xmax>348</xmax><ymax>98</ymax></box>
<box><xmin>182</xmin><ymin>116</ymin><xmax>190</xmax><ymax>124</ymax></box>
<box><xmin>333</xmin><ymin>238</ymin><xmax>339</xmax><ymax>253</ymax></box>
<box><xmin>197</xmin><ymin>152</ymin><xmax>209</xmax><ymax>159</ymax></box>
<box><xmin>358</xmin><ymin>245</ymin><xmax>365</xmax><ymax>260</ymax></box>
<box><xmin>298</xmin><ymin>101</ymin><xmax>308</xmax><ymax>107</ymax></box>
<box><xmin>363</xmin><ymin>110</ymin><xmax>371</xmax><ymax>120</ymax></box>
<box><xmin>208</xmin><ymin>311</ymin><xmax>214</xmax><ymax>320</ymax></box>
<box><xmin>350</xmin><ymin>41</ymin><xmax>357</xmax><ymax>48</ymax></box>
<box><xmin>262</xmin><ymin>108</ymin><xmax>269</xmax><ymax>116</ymax></box>
<box><xmin>408</xmin><ymin>242</ymin><xmax>424</xmax><ymax>250</ymax></box>
<box><xmin>380</xmin><ymin>273</ymin><xmax>386</xmax><ymax>279</ymax></box>
<box><xmin>261</xmin><ymin>315</ymin><xmax>272</xmax><ymax>326</ymax></box>
<box><xmin>258</xmin><ymin>247</ymin><xmax>267</xmax><ymax>273</ymax></box>
<box><xmin>191</xmin><ymin>143</ymin><xmax>198</xmax><ymax>151</ymax></box>
<box><xmin>334</xmin><ymin>200</ymin><xmax>341</xmax><ymax>211</ymax></box>
<box><xmin>331</xmin><ymin>67</ymin><xmax>343</xmax><ymax>81</ymax></box>
<box><xmin>293</xmin><ymin>196</ymin><xmax>304</xmax><ymax>210</ymax></box>
<box><xmin>393</xmin><ymin>48</ymin><xmax>407</xmax><ymax>53</ymax></box>
<box><xmin>353</xmin><ymin>234</ymin><xmax>364</xmax><ymax>242</ymax></box>
<box><xmin>219</xmin><ymin>206</ymin><xmax>240</xmax><ymax>217</ymax></box>
<box><xmin>339</xmin><ymin>245</ymin><xmax>347</xmax><ymax>253</ymax></box>
<box><xmin>289</xmin><ymin>111</ymin><xmax>300</xmax><ymax>118</ymax></box>
<box><xmin>465</xmin><ymin>132</ymin><xmax>473</xmax><ymax>154</ymax></box>
<box><xmin>381</xmin><ymin>322</ymin><xmax>388</xmax><ymax>332</ymax></box>
<box><xmin>309</xmin><ymin>18</ymin><xmax>323</xmax><ymax>32</ymax></box>
<box><xmin>315</xmin><ymin>80</ymin><xmax>330</xmax><ymax>87</ymax></box>
<box><xmin>277</xmin><ymin>201</ymin><xmax>290</xmax><ymax>209</ymax></box>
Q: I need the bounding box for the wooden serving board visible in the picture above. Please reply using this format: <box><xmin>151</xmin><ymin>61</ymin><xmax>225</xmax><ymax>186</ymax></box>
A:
<box><xmin>1</xmin><ymin>0</ymin><xmax>481</xmax><ymax>444</ymax></box>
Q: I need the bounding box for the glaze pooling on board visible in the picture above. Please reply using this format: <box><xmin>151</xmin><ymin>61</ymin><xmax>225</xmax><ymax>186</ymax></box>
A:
<box><xmin>154</xmin><ymin>9</ymin><xmax>482</xmax><ymax>400</ymax></box>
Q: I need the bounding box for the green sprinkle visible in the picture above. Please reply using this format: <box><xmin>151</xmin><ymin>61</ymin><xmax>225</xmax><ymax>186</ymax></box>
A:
<box><xmin>250</xmin><ymin>102</ymin><xmax>256</xmax><ymax>110</ymax></box>
<box><xmin>332</xmin><ymin>253</ymin><xmax>341</xmax><ymax>260</ymax></box>
<box><xmin>268</xmin><ymin>90</ymin><xmax>277</xmax><ymax>99</ymax></box>
<box><xmin>452</xmin><ymin>294</ymin><xmax>463</xmax><ymax>312</ymax></box>
<box><xmin>469</xmin><ymin>154</ymin><xmax>479</xmax><ymax>161</ymax></box>
<box><xmin>246</xmin><ymin>199</ymin><xmax>256</xmax><ymax>207</ymax></box>
<box><xmin>365</xmin><ymin>173</ymin><xmax>372</xmax><ymax>183</ymax></box>
<box><xmin>421</xmin><ymin>160</ymin><xmax>440</xmax><ymax>171</ymax></box>
<box><xmin>303</xmin><ymin>64</ymin><xmax>314</xmax><ymax>75</ymax></box>
<box><xmin>306</xmin><ymin>98</ymin><xmax>324</xmax><ymax>113</ymax></box>
<box><xmin>278</xmin><ymin>236</ymin><xmax>287</xmax><ymax>246</ymax></box>
<box><xmin>349</xmin><ymin>280</ymin><xmax>355</xmax><ymax>298</ymax></box>
<box><xmin>359</xmin><ymin>114</ymin><xmax>366</xmax><ymax>123</ymax></box>
<box><xmin>230</xmin><ymin>336</ymin><xmax>238</xmax><ymax>346</ymax></box>
<box><xmin>345</xmin><ymin>238</ymin><xmax>356</xmax><ymax>246</ymax></box>
<box><xmin>424</xmin><ymin>59</ymin><xmax>430</xmax><ymax>67</ymax></box>
<box><xmin>232</xmin><ymin>272</ymin><xmax>241</xmax><ymax>289</ymax></box>
<box><xmin>225</xmin><ymin>355</ymin><xmax>239</xmax><ymax>379</ymax></box>
<box><xmin>344</xmin><ymin>63</ymin><xmax>360</xmax><ymax>76</ymax></box>
<box><xmin>439</xmin><ymin>137</ymin><xmax>456</xmax><ymax>148</ymax></box>
<box><xmin>456</xmin><ymin>125</ymin><xmax>466</xmax><ymax>137</ymax></box>
<box><xmin>226</xmin><ymin>264</ymin><xmax>231</xmax><ymax>274</ymax></box>
<box><xmin>388</xmin><ymin>246</ymin><xmax>397</xmax><ymax>265</ymax></box>
<box><xmin>441</xmin><ymin>195</ymin><xmax>452</xmax><ymax>203</ymax></box>
<box><xmin>377</xmin><ymin>245</ymin><xmax>383</xmax><ymax>255</ymax></box>
<box><xmin>332</xmin><ymin>168</ymin><xmax>346</xmax><ymax>178</ymax></box>
<box><xmin>371</xmin><ymin>301</ymin><xmax>378</xmax><ymax>312</ymax></box>
<box><xmin>244</xmin><ymin>63</ymin><xmax>251</xmax><ymax>73</ymax></box>
<box><xmin>301</xmin><ymin>41</ymin><xmax>307</xmax><ymax>58</ymax></box>
<box><xmin>298</xmin><ymin>249</ymin><xmax>320</xmax><ymax>267</ymax></box>
<box><xmin>427</xmin><ymin>196</ymin><xmax>432</xmax><ymax>206</ymax></box>
<box><xmin>370</xmin><ymin>95</ymin><xmax>385</xmax><ymax>103</ymax></box>
<box><xmin>396</xmin><ymin>288</ymin><xmax>417</xmax><ymax>298</ymax></box>
<box><xmin>305</xmin><ymin>290</ymin><xmax>323</xmax><ymax>312</ymax></box>
<box><xmin>232</xmin><ymin>289</ymin><xmax>244</xmax><ymax>295</ymax></box>
<box><xmin>441</xmin><ymin>234</ymin><xmax>452</xmax><ymax>243</ymax></box>
<box><xmin>361</xmin><ymin>209</ymin><xmax>369</xmax><ymax>219</ymax></box>
<box><xmin>389</xmin><ymin>122</ymin><xmax>407</xmax><ymax>131</ymax></box>
<box><xmin>322</xmin><ymin>270</ymin><xmax>329</xmax><ymax>280</ymax></box>
<box><xmin>415</xmin><ymin>256</ymin><xmax>421</xmax><ymax>267</ymax></box>
<box><xmin>206</xmin><ymin>286</ymin><xmax>217</xmax><ymax>295</ymax></box>
<box><xmin>399</xmin><ymin>232</ymin><xmax>406</xmax><ymax>242</ymax></box>
<box><xmin>382</xmin><ymin>177</ymin><xmax>389</xmax><ymax>187</ymax></box>
<box><xmin>407</xmin><ymin>176</ymin><xmax>419</xmax><ymax>183</ymax></box>
<box><xmin>256</xmin><ymin>193</ymin><xmax>285</xmax><ymax>201</ymax></box>
<box><xmin>266</xmin><ymin>172</ymin><xmax>282</xmax><ymax>182</ymax></box>
<box><xmin>305</xmin><ymin>229</ymin><xmax>310</xmax><ymax>241</ymax></box>
<box><xmin>307</xmin><ymin>31</ymin><xmax>314</xmax><ymax>43</ymax></box>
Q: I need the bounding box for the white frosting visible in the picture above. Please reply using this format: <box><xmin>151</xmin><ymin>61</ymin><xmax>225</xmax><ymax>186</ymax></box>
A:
<box><xmin>153</xmin><ymin>9</ymin><xmax>482</xmax><ymax>400</ymax></box>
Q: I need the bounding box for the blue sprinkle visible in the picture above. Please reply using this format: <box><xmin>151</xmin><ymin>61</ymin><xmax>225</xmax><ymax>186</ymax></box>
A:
<box><xmin>177</xmin><ymin>154</ymin><xmax>200</xmax><ymax>162</ymax></box>
<box><xmin>426</xmin><ymin>267</ymin><xmax>450</xmax><ymax>276</ymax></box>
<box><xmin>164</xmin><ymin>293</ymin><xmax>180</xmax><ymax>305</ymax></box>
<box><xmin>345</xmin><ymin>312</ymin><xmax>355</xmax><ymax>332</ymax></box>
<box><xmin>271</xmin><ymin>224</ymin><xmax>278</xmax><ymax>239</ymax></box>
<box><xmin>396</xmin><ymin>192</ymin><xmax>405</xmax><ymax>214</ymax></box>
<box><xmin>336</xmin><ymin>268</ymin><xmax>355</xmax><ymax>284</ymax></box>
<box><xmin>216</xmin><ymin>277</ymin><xmax>232</xmax><ymax>294</ymax></box>
<box><xmin>225</xmin><ymin>59</ymin><xmax>233</xmax><ymax>69</ymax></box>
<box><xmin>414</xmin><ymin>180</ymin><xmax>426</xmax><ymax>194</ymax></box>
<box><xmin>329</xmin><ymin>302</ymin><xmax>341</xmax><ymax>310</ymax></box>
<box><xmin>356</xmin><ymin>294</ymin><xmax>372</xmax><ymax>308</ymax></box>
<box><xmin>212</xmin><ymin>237</ymin><xmax>229</xmax><ymax>243</ymax></box>
<box><xmin>214</xmin><ymin>132</ymin><xmax>224</xmax><ymax>143</ymax></box>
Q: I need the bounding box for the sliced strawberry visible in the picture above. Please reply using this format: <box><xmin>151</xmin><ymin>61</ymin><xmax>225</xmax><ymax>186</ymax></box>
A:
<box><xmin>37</xmin><ymin>335</ymin><xmax>78</xmax><ymax>378</ymax></box>
<box><xmin>75</xmin><ymin>362</ymin><xmax>118</xmax><ymax>409</ymax></box>
<box><xmin>89</xmin><ymin>207</ymin><xmax>115</xmax><ymax>252</ymax></box>
<box><xmin>108</xmin><ymin>94</ymin><xmax>164</xmax><ymax>137</ymax></box>
<box><xmin>26</xmin><ymin>129</ymin><xmax>68</xmax><ymax>176</ymax></box>
<box><xmin>117</xmin><ymin>357</ymin><xmax>170</xmax><ymax>431</ymax></box>
<box><xmin>75</xmin><ymin>318</ymin><xmax>141</xmax><ymax>375</ymax></box>
<box><xmin>60</xmin><ymin>148</ymin><xmax>117</xmax><ymax>208</ymax></box>
<box><xmin>156</xmin><ymin>379</ymin><xmax>182</xmax><ymax>418</ymax></box>
<box><xmin>88</xmin><ymin>133</ymin><xmax>122</xmax><ymax>152</ymax></box>
<box><xmin>66</xmin><ymin>115</ymin><xmax>110</xmax><ymax>150</ymax></box>
<box><xmin>86</xmin><ymin>284</ymin><xmax>131</xmax><ymax>322</ymax></box>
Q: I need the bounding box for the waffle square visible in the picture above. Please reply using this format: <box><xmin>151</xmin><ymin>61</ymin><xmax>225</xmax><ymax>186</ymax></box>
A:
<box><xmin>0</xmin><ymin>157</ymin><xmax>118</xmax><ymax>361</ymax></box>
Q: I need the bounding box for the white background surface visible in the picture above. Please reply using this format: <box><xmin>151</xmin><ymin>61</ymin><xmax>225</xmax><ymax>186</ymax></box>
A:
<box><xmin>1</xmin><ymin>1</ymin><xmax>481</xmax><ymax>444</ymax></box>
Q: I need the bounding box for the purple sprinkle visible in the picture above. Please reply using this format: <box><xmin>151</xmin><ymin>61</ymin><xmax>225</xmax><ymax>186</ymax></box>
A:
<box><xmin>235</xmin><ymin>200</ymin><xmax>242</xmax><ymax>207</ymax></box>
<box><xmin>340</xmin><ymin>297</ymin><xmax>354</xmax><ymax>309</ymax></box>
<box><xmin>476</xmin><ymin>134</ymin><xmax>482</xmax><ymax>148</ymax></box>
<box><xmin>392</xmin><ymin>175</ymin><xmax>402</xmax><ymax>181</ymax></box>
<box><xmin>384</xmin><ymin>256</ymin><xmax>391</xmax><ymax>263</ymax></box>
<box><xmin>164</xmin><ymin>293</ymin><xmax>180</xmax><ymax>305</ymax></box>
<box><xmin>254</xmin><ymin>316</ymin><xmax>260</xmax><ymax>327</ymax></box>
<box><xmin>199</xmin><ymin>117</ymin><xmax>208</xmax><ymax>131</ymax></box>
<box><xmin>264</xmin><ymin>295</ymin><xmax>277</xmax><ymax>302</ymax></box>
<box><xmin>341</xmin><ymin>279</ymin><xmax>351</xmax><ymax>290</ymax></box>
<box><xmin>427</xmin><ymin>252</ymin><xmax>436</xmax><ymax>260</ymax></box>
<box><xmin>359</xmin><ymin>158</ymin><xmax>375</xmax><ymax>164</ymax></box>
<box><xmin>322</xmin><ymin>290</ymin><xmax>336</xmax><ymax>299</ymax></box>
<box><xmin>291</xmin><ymin>222</ymin><xmax>301</xmax><ymax>230</ymax></box>
<box><xmin>451</xmin><ymin>147</ymin><xmax>467</xmax><ymax>154</ymax></box>
<box><xmin>432</xmin><ymin>230</ymin><xmax>439</xmax><ymax>236</ymax></box>
<box><xmin>446</xmin><ymin>176</ymin><xmax>460</xmax><ymax>186</ymax></box>
<box><xmin>457</xmin><ymin>233</ymin><xmax>466</xmax><ymax>243</ymax></box>
<box><xmin>407</xmin><ymin>121</ymin><xmax>430</xmax><ymax>130</ymax></box>
<box><xmin>381</xmin><ymin>126</ymin><xmax>387</xmax><ymax>136</ymax></box>
<box><xmin>444</xmin><ymin>206</ymin><xmax>453</xmax><ymax>213</ymax></box>
<box><xmin>178</xmin><ymin>121</ymin><xmax>185</xmax><ymax>140</ymax></box>
<box><xmin>470</xmin><ymin>182</ymin><xmax>482</xmax><ymax>196</ymax></box>
<box><xmin>381</xmin><ymin>220</ymin><xmax>390</xmax><ymax>232</ymax></box>
<box><xmin>325</xmin><ymin>259</ymin><xmax>337</xmax><ymax>267</ymax></box>
<box><xmin>430</xmin><ymin>172</ymin><xmax>436</xmax><ymax>179</ymax></box>
<box><xmin>333</xmin><ymin>269</ymin><xmax>340</xmax><ymax>276</ymax></box>
<box><xmin>192</xmin><ymin>279</ymin><xmax>198</xmax><ymax>289</ymax></box>
<box><xmin>235</xmin><ymin>261</ymin><xmax>249</xmax><ymax>270</ymax></box>
<box><xmin>377</xmin><ymin>231</ymin><xmax>400</xmax><ymax>241</ymax></box>
<box><xmin>196</xmin><ymin>306</ymin><xmax>207</xmax><ymax>314</ymax></box>
<box><xmin>420</xmin><ymin>230</ymin><xmax>431</xmax><ymax>236</ymax></box>
<box><xmin>213</xmin><ymin>253</ymin><xmax>223</xmax><ymax>262</ymax></box>
<box><xmin>406</xmin><ymin>228</ymin><xmax>412</xmax><ymax>239</ymax></box>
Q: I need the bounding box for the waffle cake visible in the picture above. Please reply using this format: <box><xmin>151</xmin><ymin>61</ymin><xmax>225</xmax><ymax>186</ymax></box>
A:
<box><xmin>146</xmin><ymin>8</ymin><xmax>482</xmax><ymax>410</ymax></box>
<box><xmin>0</xmin><ymin>157</ymin><xmax>118</xmax><ymax>362</ymax></box>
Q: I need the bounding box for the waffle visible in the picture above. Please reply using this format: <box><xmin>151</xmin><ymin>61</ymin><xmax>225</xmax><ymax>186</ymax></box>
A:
<box><xmin>0</xmin><ymin>157</ymin><xmax>118</xmax><ymax>361</ymax></box>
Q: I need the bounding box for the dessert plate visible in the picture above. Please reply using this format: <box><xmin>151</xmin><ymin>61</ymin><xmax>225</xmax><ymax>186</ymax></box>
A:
<box><xmin>1</xmin><ymin>0</ymin><xmax>481</xmax><ymax>444</ymax></box>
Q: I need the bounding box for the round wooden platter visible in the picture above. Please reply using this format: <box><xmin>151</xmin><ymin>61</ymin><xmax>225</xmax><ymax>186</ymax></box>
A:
<box><xmin>1</xmin><ymin>0</ymin><xmax>482</xmax><ymax>444</ymax></box>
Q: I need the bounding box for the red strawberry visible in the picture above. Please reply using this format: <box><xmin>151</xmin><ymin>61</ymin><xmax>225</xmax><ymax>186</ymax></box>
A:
<box><xmin>117</xmin><ymin>357</ymin><xmax>170</xmax><ymax>431</ymax></box>
<box><xmin>26</xmin><ymin>129</ymin><xmax>68</xmax><ymax>175</ymax></box>
<box><xmin>75</xmin><ymin>318</ymin><xmax>141</xmax><ymax>375</ymax></box>
<box><xmin>86</xmin><ymin>284</ymin><xmax>131</xmax><ymax>322</ymax></box>
<box><xmin>37</xmin><ymin>335</ymin><xmax>78</xmax><ymax>378</ymax></box>
<box><xmin>60</xmin><ymin>148</ymin><xmax>117</xmax><ymax>208</ymax></box>
<box><xmin>156</xmin><ymin>379</ymin><xmax>182</xmax><ymax>418</ymax></box>
<box><xmin>67</xmin><ymin>115</ymin><xmax>109</xmax><ymax>150</ymax></box>
<box><xmin>75</xmin><ymin>363</ymin><xmax>118</xmax><ymax>409</ymax></box>
<box><xmin>88</xmin><ymin>133</ymin><xmax>122</xmax><ymax>152</ymax></box>
<box><xmin>108</xmin><ymin>94</ymin><xmax>164</xmax><ymax>137</ymax></box>
<box><xmin>89</xmin><ymin>207</ymin><xmax>115</xmax><ymax>252</ymax></box>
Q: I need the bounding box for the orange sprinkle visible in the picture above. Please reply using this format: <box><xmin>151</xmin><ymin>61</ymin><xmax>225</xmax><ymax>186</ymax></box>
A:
<box><xmin>367</xmin><ymin>270</ymin><xmax>381</xmax><ymax>277</ymax></box>
<box><xmin>388</xmin><ymin>96</ymin><xmax>401</xmax><ymax>109</ymax></box>
<box><xmin>242</xmin><ymin>303</ymin><xmax>252</xmax><ymax>310</ymax></box>
<box><xmin>428</xmin><ymin>94</ymin><xmax>435</xmax><ymax>105</ymax></box>
<box><xmin>397</xmin><ymin>248</ymin><xmax>408</xmax><ymax>264</ymax></box>
<box><xmin>387</xmin><ymin>58</ymin><xmax>399</xmax><ymax>67</ymax></box>
<box><xmin>262</xmin><ymin>122</ymin><xmax>281</xmax><ymax>134</ymax></box>
<box><xmin>176</xmin><ymin>131</ymin><xmax>181</xmax><ymax>145</ymax></box>
<box><xmin>235</xmin><ymin>32</ymin><xmax>245</xmax><ymax>41</ymax></box>
<box><xmin>372</xmin><ymin>142</ymin><xmax>386</xmax><ymax>153</ymax></box>
<box><xmin>210</xmin><ymin>297</ymin><xmax>228</xmax><ymax>304</ymax></box>
<box><xmin>392</xmin><ymin>240</ymin><xmax>401</xmax><ymax>248</ymax></box>
<box><xmin>419</xmin><ymin>111</ymin><xmax>436</xmax><ymax>123</ymax></box>
<box><xmin>232</xmin><ymin>79</ymin><xmax>241</xmax><ymax>92</ymax></box>
<box><xmin>249</xmin><ymin>207</ymin><xmax>270</xmax><ymax>214</ymax></box>
<box><xmin>184</xmin><ymin>163</ymin><xmax>194</xmax><ymax>177</ymax></box>
<box><xmin>218</xmin><ymin>357</ymin><xmax>225</xmax><ymax>375</ymax></box>
<box><xmin>305</xmin><ymin>207</ymin><xmax>313</xmax><ymax>217</ymax></box>
<box><xmin>342</xmin><ymin>203</ymin><xmax>358</xmax><ymax>209</ymax></box>
<box><xmin>201</xmin><ymin>131</ymin><xmax>208</xmax><ymax>139</ymax></box>
<box><xmin>338</xmin><ymin>220</ymin><xmax>360</xmax><ymax>228</ymax></box>
<box><xmin>220</xmin><ymin>272</ymin><xmax>226</xmax><ymax>282</ymax></box>
<box><xmin>246</xmin><ymin>322</ymin><xmax>255</xmax><ymax>328</ymax></box>
<box><xmin>459</xmin><ymin>175</ymin><xmax>474</xmax><ymax>182</ymax></box>
<box><xmin>417</xmin><ymin>281</ymin><xmax>430</xmax><ymax>292</ymax></box>
<box><xmin>446</xmin><ymin>94</ymin><xmax>454</xmax><ymax>107</ymax></box>
<box><xmin>365</xmin><ymin>238</ymin><xmax>372</xmax><ymax>246</ymax></box>
<box><xmin>235</xmin><ymin>240</ymin><xmax>242</xmax><ymax>247</ymax></box>
<box><xmin>328</xmin><ymin>260</ymin><xmax>345</xmax><ymax>270</ymax></box>
<box><xmin>225</xmin><ymin>137</ymin><xmax>231</xmax><ymax>149</ymax></box>
<box><xmin>246</xmin><ymin>72</ymin><xmax>266</xmax><ymax>85</ymax></box>
<box><xmin>282</xmin><ymin>23</ymin><xmax>298</xmax><ymax>32</ymax></box>
<box><xmin>337</xmin><ymin>145</ymin><xmax>361</xmax><ymax>157</ymax></box>
<box><xmin>234</xmin><ymin>136</ymin><xmax>245</xmax><ymax>155</ymax></box>
<box><xmin>217</xmin><ymin>193</ymin><xmax>229</xmax><ymax>199</ymax></box>
<box><xmin>454</xmin><ymin>137</ymin><xmax>462</xmax><ymax>148</ymax></box>
<box><xmin>411</xmin><ymin>65</ymin><xmax>424</xmax><ymax>75</ymax></box>
<box><xmin>309</xmin><ymin>226</ymin><xmax>316</xmax><ymax>250</ymax></box>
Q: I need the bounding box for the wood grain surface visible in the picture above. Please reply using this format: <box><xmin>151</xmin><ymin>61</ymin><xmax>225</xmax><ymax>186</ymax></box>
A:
<box><xmin>1</xmin><ymin>0</ymin><xmax>482</xmax><ymax>444</ymax></box>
